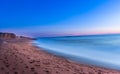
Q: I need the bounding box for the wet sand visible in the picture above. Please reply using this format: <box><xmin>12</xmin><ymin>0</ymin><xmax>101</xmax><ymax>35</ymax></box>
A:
<box><xmin>0</xmin><ymin>39</ymin><xmax>120</xmax><ymax>74</ymax></box>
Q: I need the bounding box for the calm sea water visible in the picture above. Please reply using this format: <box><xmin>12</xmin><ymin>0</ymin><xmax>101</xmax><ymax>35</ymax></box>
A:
<box><xmin>34</xmin><ymin>34</ymin><xmax>120</xmax><ymax>70</ymax></box>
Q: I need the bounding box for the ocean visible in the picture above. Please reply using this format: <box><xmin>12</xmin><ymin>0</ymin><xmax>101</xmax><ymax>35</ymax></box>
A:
<box><xmin>34</xmin><ymin>34</ymin><xmax>120</xmax><ymax>70</ymax></box>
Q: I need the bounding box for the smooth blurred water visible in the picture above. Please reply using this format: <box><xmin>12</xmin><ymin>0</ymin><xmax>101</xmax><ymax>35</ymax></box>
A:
<box><xmin>34</xmin><ymin>34</ymin><xmax>120</xmax><ymax>70</ymax></box>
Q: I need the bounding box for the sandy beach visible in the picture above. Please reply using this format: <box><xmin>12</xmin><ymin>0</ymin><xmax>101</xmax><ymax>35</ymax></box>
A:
<box><xmin>0</xmin><ymin>39</ymin><xmax>120</xmax><ymax>74</ymax></box>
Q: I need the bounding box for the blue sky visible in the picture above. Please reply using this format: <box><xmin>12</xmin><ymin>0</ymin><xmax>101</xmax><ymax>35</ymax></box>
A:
<box><xmin>0</xmin><ymin>0</ymin><xmax>120</xmax><ymax>37</ymax></box>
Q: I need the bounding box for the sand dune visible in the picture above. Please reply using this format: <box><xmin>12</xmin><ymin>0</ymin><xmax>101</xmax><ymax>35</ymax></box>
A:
<box><xmin>0</xmin><ymin>39</ymin><xmax>120</xmax><ymax>74</ymax></box>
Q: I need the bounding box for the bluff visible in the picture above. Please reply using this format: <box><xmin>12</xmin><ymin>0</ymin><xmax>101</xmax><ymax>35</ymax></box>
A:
<box><xmin>0</xmin><ymin>32</ymin><xmax>16</xmax><ymax>39</ymax></box>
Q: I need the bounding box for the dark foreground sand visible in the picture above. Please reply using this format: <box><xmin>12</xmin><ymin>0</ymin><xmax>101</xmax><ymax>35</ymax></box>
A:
<box><xmin>0</xmin><ymin>39</ymin><xmax>120</xmax><ymax>74</ymax></box>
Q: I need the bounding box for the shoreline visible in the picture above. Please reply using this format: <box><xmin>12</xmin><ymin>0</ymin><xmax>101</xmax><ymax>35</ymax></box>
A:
<box><xmin>35</xmin><ymin>46</ymin><xmax>120</xmax><ymax>71</ymax></box>
<box><xmin>0</xmin><ymin>39</ymin><xmax>120</xmax><ymax>74</ymax></box>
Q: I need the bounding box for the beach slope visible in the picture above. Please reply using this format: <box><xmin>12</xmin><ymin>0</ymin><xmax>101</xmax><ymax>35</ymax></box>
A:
<box><xmin>0</xmin><ymin>39</ymin><xmax>120</xmax><ymax>74</ymax></box>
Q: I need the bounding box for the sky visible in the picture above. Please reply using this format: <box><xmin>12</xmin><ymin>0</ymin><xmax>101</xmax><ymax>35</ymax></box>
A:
<box><xmin>0</xmin><ymin>0</ymin><xmax>120</xmax><ymax>37</ymax></box>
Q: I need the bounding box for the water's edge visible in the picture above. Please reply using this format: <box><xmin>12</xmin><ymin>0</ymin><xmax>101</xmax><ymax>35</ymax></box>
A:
<box><xmin>34</xmin><ymin>34</ymin><xmax>120</xmax><ymax>70</ymax></box>
<box><xmin>35</xmin><ymin>45</ymin><xmax>120</xmax><ymax>70</ymax></box>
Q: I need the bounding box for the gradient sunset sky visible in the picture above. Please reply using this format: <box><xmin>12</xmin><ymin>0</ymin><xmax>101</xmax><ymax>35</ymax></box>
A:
<box><xmin>0</xmin><ymin>0</ymin><xmax>120</xmax><ymax>37</ymax></box>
